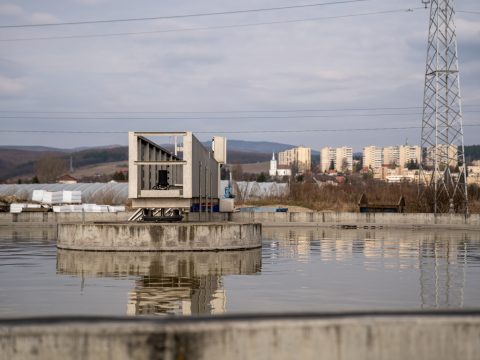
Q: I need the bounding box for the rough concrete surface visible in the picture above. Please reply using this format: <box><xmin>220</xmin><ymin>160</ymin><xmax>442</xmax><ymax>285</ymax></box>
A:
<box><xmin>2</xmin><ymin>211</ymin><xmax>479</xmax><ymax>231</ymax></box>
<box><xmin>1</xmin><ymin>313</ymin><xmax>480</xmax><ymax>360</ymax></box>
<box><xmin>57</xmin><ymin>222</ymin><xmax>262</xmax><ymax>251</ymax></box>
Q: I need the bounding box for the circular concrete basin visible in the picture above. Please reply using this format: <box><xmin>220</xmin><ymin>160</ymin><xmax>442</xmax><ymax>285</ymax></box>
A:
<box><xmin>57</xmin><ymin>222</ymin><xmax>262</xmax><ymax>251</ymax></box>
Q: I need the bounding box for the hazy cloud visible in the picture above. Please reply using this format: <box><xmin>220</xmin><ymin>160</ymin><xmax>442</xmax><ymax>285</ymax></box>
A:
<box><xmin>0</xmin><ymin>3</ymin><xmax>23</xmax><ymax>16</ymax></box>
<box><xmin>0</xmin><ymin>0</ymin><xmax>478</xmax><ymax>149</ymax></box>
<box><xmin>0</xmin><ymin>75</ymin><xmax>28</xmax><ymax>95</ymax></box>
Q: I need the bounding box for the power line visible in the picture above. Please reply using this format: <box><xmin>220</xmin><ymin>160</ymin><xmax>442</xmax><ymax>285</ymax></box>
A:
<box><xmin>0</xmin><ymin>110</ymin><xmax>478</xmax><ymax>120</ymax></box>
<box><xmin>0</xmin><ymin>106</ymin><xmax>422</xmax><ymax>114</ymax></box>
<box><xmin>458</xmin><ymin>10</ymin><xmax>480</xmax><ymax>15</ymax></box>
<box><xmin>0</xmin><ymin>0</ymin><xmax>369</xmax><ymax>29</ymax></box>
<box><xmin>0</xmin><ymin>104</ymin><xmax>478</xmax><ymax>115</ymax></box>
<box><xmin>0</xmin><ymin>8</ymin><xmax>421</xmax><ymax>42</ymax></box>
<box><xmin>1</xmin><ymin>124</ymin><xmax>480</xmax><ymax>135</ymax></box>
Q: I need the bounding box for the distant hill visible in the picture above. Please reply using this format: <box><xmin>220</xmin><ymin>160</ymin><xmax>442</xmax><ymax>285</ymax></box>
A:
<box><xmin>221</xmin><ymin>139</ymin><xmax>319</xmax><ymax>155</ymax></box>
<box><xmin>0</xmin><ymin>146</ymin><xmax>128</xmax><ymax>182</ymax></box>
<box><xmin>0</xmin><ymin>140</ymin><xmax>298</xmax><ymax>181</ymax></box>
<box><xmin>10</xmin><ymin>140</ymin><xmax>458</xmax><ymax>182</ymax></box>
<box><xmin>227</xmin><ymin>140</ymin><xmax>295</xmax><ymax>153</ymax></box>
<box><xmin>465</xmin><ymin>145</ymin><xmax>480</xmax><ymax>163</ymax></box>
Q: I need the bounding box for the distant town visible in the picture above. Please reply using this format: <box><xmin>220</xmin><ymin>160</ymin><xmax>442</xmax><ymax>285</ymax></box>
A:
<box><xmin>263</xmin><ymin>144</ymin><xmax>480</xmax><ymax>186</ymax></box>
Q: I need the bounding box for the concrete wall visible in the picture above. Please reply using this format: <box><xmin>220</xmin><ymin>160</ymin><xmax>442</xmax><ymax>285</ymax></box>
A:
<box><xmin>186</xmin><ymin>211</ymin><xmax>480</xmax><ymax>228</ymax></box>
<box><xmin>0</xmin><ymin>212</ymin><xmax>130</xmax><ymax>225</ymax></box>
<box><xmin>1</xmin><ymin>312</ymin><xmax>480</xmax><ymax>360</ymax></box>
<box><xmin>188</xmin><ymin>133</ymin><xmax>219</xmax><ymax>199</ymax></box>
<box><xmin>1</xmin><ymin>211</ymin><xmax>479</xmax><ymax>229</ymax></box>
<box><xmin>57</xmin><ymin>222</ymin><xmax>262</xmax><ymax>251</ymax></box>
<box><xmin>229</xmin><ymin>211</ymin><xmax>480</xmax><ymax>227</ymax></box>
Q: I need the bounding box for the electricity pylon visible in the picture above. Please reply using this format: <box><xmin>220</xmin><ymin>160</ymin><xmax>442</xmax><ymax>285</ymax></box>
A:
<box><xmin>419</xmin><ymin>0</ymin><xmax>468</xmax><ymax>214</ymax></box>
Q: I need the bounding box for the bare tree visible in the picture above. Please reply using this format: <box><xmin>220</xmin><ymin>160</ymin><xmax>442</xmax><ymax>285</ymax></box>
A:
<box><xmin>34</xmin><ymin>155</ymin><xmax>68</xmax><ymax>183</ymax></box>
<box><xmin>231</xmin><ymin>163</ymin><xmax>244</xmax><ymax>181</ymax></box>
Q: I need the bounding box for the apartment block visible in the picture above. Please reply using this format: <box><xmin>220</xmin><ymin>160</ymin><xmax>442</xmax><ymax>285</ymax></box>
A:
<box><xmin>363</xmin><ymin>146</ymin><xmax>383</xmax><ymax>169</ymax></box>
<box><xmin>320</xmin><ymin>147</ymin><xmax>353</xmax><ymax>172</ymax></box>
<box><xmin>399</xmin><ymin>145</ymin><xmax>421</xmax><ymax>168</ymax></box>
<box><xmin>383</xmin><ymin>146</ymin><xmax>400</xmax><ymax>166</ymax></box>
<box><xmin>425</xmin><ymin>144</ymin><xmax>458</xmax><ymax>168</ymax></box>
<box><xmin>278</xmin><ymin>146</ymin><xmax>312</xmax><ymax>173</ymax></box>
<box><xmin>320</xmin><ymin>147</ymin><xmax>336</xmax><ymax>172</ymax></box>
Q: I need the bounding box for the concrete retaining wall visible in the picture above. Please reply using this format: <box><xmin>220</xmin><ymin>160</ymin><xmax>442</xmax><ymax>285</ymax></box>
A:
<box><xmin>1</xmin><ymin>312</ymin><xmax>480</xmax><ymax>360</ymax></box>
<box><xmin>229</xmin><ymin>211</ymin><xmax>480</xmax><ymax>227</ymax></box>
<box><xmin>1</xmin><ymin>211</ymin><xmax>479</xmax><ymax>229</ymax></box>
<box><xmin>187</xmin><ymin>211</ymin><xmax>480</xmax><ymax>228</ymax></box>
<box><xmin>0</xmin><ymin>212</ymin><xmax>130</xmax><ymax>225</ymax></box>
<box><xmin>57</xmin><ymin>222</ymin><xmax>262</xmax><ymax>251</ymax></box>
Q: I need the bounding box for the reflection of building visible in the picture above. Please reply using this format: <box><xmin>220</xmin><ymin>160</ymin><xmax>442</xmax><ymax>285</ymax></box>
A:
<box><xmin>57</xmin><ymin>249</ymin><xmax>261</xmax><ymax>316</ymax></box>
<box><xmin>278</xmin><ymin>146</ymin><xmax>311</xmax><ymax>173</ymax></box>
<box><xmin>127</xmin><ymin>275</ymin><xmax>224</xmax><ymax>316</ymax></box>
<box><xmin>263</xmin><ymin>227</ymin><xmax>475</xmax><ymax>309</ymax></box>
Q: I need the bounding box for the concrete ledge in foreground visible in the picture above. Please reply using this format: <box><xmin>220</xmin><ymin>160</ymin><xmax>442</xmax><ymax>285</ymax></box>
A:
<box><xmin>57</xmin><ymin>222</ymin><xmax>262</xmax><ymax>251</ymax></box>
<box><xmin>1</xmin><ymin>311</ymin><xmax>480</xmax><ymax>360</ymax></box>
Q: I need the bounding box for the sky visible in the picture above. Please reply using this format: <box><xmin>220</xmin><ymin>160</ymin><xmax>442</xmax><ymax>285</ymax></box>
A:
<box><xmin>0</xmin><ymin>0</ymin><xmax>479</xmax><ymax>152</ymax></box>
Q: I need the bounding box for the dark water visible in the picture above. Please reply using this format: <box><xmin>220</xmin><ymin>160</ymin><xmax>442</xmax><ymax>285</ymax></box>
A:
<box><xmin>1</xmin><ymin>226</ymin><xmax>480</xmax><ymax>317</ymax></box>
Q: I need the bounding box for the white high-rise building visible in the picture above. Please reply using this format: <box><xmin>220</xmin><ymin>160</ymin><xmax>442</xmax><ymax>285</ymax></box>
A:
<box><xmin>320</xmin><ymin>147</ymin><xmax>336</xmax><ymax>172</ymax></box>
<box><xmin>336</xmin><ymin>147</ymin><xmax>353</xmax><ymax>172</ymax></box>
<box><xmin>383</xmin><ymin>146</ymin><xmax>400</xmax><ymax>167</ymax></box>
<box><xmin>278</xmin><ymin>146</ymin><xmax>311</xmax><ymax>173</ymax></box>
<box><xmin>363</xmin><ymin>146</ymin><xmax>383</xmax><ymax>169</ymax></box>
<box><xmin>399</xmin><ymin>145</ymin><xmax>421</xmax><ymax>168</ymax></box>
<box><xmin>320</xmin><ymin>147</ymin><xmax>353</xmax><ymax>172</ymax></box>
<box><xmin>425</xmin><ymin>144</ymin><xmax>458</xmax><ymax>168</ymax></box>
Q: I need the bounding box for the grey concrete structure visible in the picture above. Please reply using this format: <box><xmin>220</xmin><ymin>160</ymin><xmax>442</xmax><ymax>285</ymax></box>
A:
<box><xmin>128</xmin><ymin>132</ymin><xmax>226</xmax><ymax>210</ymax></box>
<box><xmin>1</xmin><ymin>211</ymin><xmax>480</xmax><ymax>230</ymax></box>
<box><xmin>1</xmin><ymin>312</ymin><xmax>480</xmax><ymax>360</ymax></box>
<box><xmin>57</xmin><ymin>222</ymin><xmax>262</xmax><ymax>251</ymax></box>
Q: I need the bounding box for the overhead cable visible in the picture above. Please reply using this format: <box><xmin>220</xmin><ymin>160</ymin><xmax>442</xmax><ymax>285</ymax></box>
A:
<box><xmin>0</xmin><ymin>109</ymin><xmax>478</xmax><ymax>120</ymax></box>
<box><xmin>0</xmin><ymin>8</ymin><xmax>421</xmax><ymax>42</ymax></box>
<box><xmin>1</xmin><ymin>124</ymin><xmax>480</xmax><ymax>135</ymax></box>
<box><xmin>0</xmin><ymin>106</ymin><xmax>423</xmax><ymax>114</ymax></box>
<box><xmin>0</xmin><ymin>0</ymin><xmax>369</xmax><ymax>29</ymax></box>
<box><xmin>0</xmin><ymin>105</ymin><xmax>478</xmax><ymax>115</ymax></box>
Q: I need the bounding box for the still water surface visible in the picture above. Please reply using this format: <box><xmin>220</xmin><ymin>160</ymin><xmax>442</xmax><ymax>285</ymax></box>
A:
<box><xmin>1</xmin><ymin>226</ymin><xmax>480</xmax><ymax>317</ymax></box>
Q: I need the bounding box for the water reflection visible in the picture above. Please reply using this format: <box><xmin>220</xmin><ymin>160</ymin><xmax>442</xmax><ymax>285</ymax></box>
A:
<box><xmin>57</xmin><ymin>249</ymin><xmax>261</xmax><ymax>316</ymax></box>
<box><xmin>0</xmin><ymin>227</ymin><xmax>56</xmax><ymax>241</ymax></box>
<box><xmin>263</xmin><ymin>227</ymin><xmax>480</xmax><ymax>309</ymax></box>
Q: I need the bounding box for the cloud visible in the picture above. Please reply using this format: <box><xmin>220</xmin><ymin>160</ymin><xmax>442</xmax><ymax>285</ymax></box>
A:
<box><xmin>0</xmin><ymin>75</ymin><xmax>28</xmax><ymax>95</ymax></box>
<box><xmin>0</xmin><ymin>3</ymin><xmax>23</xmax><ymax>16</ymax></box>
<box><xmin>29</xmin><ymin>12</ymin><xmax>61</xmax><ymax>23</ymax></box>
<box><xmin>0</xmin><ymin>3</ymin><xmax>60</xmax><ymax>24</ymax></box>
<box><xmin>0</xmin><ymin>0</ymin><xmax>478</xmax><ymax>148</ymax></box>
<box><xmin>70</xmin><ymin>0</ymin><xmax>111</xmax><ymax>4</ymax></box>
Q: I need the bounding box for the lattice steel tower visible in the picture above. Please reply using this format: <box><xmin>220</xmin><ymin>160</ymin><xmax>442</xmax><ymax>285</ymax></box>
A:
<box><xmin>419</xmin><ymin>0</ymin><xmax>468</xmax><ymax>214</ymax></box>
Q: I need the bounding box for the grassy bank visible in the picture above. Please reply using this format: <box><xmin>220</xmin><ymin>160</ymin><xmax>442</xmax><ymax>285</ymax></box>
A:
<box><xmin>241</xmin><ymin>181</ymin><xmax>480</xmax><ymax>213</ymax></box>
